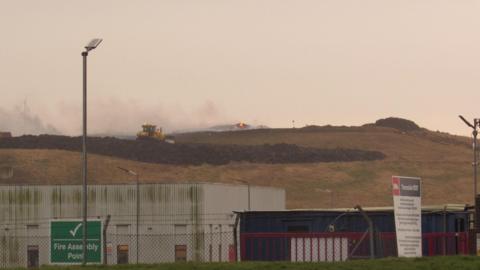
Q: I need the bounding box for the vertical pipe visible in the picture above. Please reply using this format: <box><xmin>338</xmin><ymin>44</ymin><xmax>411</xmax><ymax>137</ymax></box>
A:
<box><xmin>136</xmin><ymin>175</ymin><xmax>139</xmax><ymax>264</ymax></box>
<box><xmin>81</xmin><ymin>51</ymin><xmax>88</xmax><ymax>266</ymax></box>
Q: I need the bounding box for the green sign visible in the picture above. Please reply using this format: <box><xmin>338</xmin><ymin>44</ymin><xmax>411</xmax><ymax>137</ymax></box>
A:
<box><xmin>50</xmin><ymin>220</ymin><xmax>102</xmax><ymax>264</ymax></box>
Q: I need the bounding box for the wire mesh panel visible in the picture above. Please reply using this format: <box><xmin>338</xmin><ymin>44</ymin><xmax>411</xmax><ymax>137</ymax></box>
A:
<box><xmin>105</xmin><ymin>231</ymin><xmax>235</xmax><ymax>264</ymax></box>
<box><xmin>0</xmin><ymin>235</ymin><xmax>50</xmax><ymax>268</ymax></box>
<box><xmin>0</xmin><ymin>229</ymin><xmax>471</xmax><ymax>268</ymax></box>
<box><xmin>290</xmin><ymin>237</ymin><xmax>348</xmax><ymax>262</ymax></box>
<box><xmin>0</xmin><ymin>226</ymin><xmax>236</xmax><ymax>268</ymax></box>
<box><xmin>240</xmin><ymin>232</ymin><xmax>367</xmax><ymax>262</ymax></box>
<box><xmin>240</xmin><ymin>232</ymin><xmax>471</xmax><ymax>262</ymax></box>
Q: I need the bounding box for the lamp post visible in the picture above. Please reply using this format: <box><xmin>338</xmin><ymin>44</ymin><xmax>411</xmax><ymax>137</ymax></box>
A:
<box><xmin>81</xmin><ymin>38</ymin><xmax>102</xmax><ymax>266</ymax></box>
<box><xmin>459</xmin><ymin>116</ymin><xmax>479</xmax><ymax>209</ymax></box>
<box><xmin>459</xmin><ymin>115</ymin><xmax>479</xmax><ymax>253</ymax></box>
<box><xmin>117</xmin><ymin>167</ymin><xmax>140</xmax><ymax>264</ymax></box>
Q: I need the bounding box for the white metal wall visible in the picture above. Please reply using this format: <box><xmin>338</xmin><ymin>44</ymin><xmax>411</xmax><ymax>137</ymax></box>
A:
<box><xmin>0</xmin><ymin>183</ymin><xmax>285</xmax><ymax>267</ymax></box>
<box><xmin>203</xmin><ymin>183</ymin><xmax>286</xmax><ymax>214</ymax></box>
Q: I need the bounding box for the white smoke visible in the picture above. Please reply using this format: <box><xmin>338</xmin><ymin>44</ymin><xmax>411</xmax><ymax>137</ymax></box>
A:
<box><xmin>0</xmin><ymin>103</ymin><xmax>59</xmax><ymax>136</ymax></box>
<box><xmin>0</xmin><ymin>99</ymin><xmax>234</xmax><ymax>136</ymax></box>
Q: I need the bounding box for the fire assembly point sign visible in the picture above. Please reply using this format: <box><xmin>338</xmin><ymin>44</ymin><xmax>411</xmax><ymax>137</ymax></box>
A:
<box><xmin>50</xmin><ymin>220</ymin><xmax>102</xmax><ymax>264</ymax></box>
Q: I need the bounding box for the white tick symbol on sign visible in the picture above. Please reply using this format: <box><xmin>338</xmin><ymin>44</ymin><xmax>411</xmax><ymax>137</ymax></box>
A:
<box><xmin>70</xmin><ymin>223</ymin><xmax>82</xmax><ymax>237</ymax></box>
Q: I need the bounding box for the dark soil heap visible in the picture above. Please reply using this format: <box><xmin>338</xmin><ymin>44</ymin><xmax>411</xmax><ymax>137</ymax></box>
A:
<box><xmin>374</xmin><ymin>117</ymin><xmax>421</xmax><ymax>132</ymax></box>
<box><xmin>0</xmin><ymin>135</ymin><xmax>385</xmax><ymax>165</ymax></box>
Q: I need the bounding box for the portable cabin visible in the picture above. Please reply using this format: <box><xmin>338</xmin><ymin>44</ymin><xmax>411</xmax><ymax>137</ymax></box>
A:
<box><xmin>237</xmin><ymin>204</ymin><xmax>471</xmax><ymax>261</ymax></box>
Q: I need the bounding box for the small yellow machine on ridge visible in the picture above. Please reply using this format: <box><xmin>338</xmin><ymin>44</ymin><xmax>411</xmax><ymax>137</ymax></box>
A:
<box><xmin>136</xmin><ymin>123</ymin><xmax>165</xmax><ymax>141</ymax></box>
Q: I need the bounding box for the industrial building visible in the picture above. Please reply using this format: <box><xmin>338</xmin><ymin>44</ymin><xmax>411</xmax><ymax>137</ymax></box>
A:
<box><xmin>0</xmin><ymin>183</ymin><xmax>285</xmax><ymax>267</ymax></box>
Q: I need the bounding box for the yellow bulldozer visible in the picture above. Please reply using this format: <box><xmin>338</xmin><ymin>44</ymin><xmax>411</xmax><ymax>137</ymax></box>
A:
<box><xmin>136</xmin><ymin>124</ymin><xmax>176</xmax><ymax>143</ymax></box>
<box><xmin>136</xmin><ymin>123</ymin><xmax>165</xmax><ymax>141</ymax></box>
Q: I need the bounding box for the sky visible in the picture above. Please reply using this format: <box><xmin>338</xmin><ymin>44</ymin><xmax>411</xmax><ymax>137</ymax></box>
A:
<box><xmin>1</xmin><ymin>0</ymin><xmax>480</xmax><ymax>136</ymax></box>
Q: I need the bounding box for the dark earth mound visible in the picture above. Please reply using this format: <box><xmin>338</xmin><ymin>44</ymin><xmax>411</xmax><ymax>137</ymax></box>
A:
<box><xmin>0</xmin><ymin>135</ymin><xmax>385</xmax><ymax>165</ymax></box>
<box><xmin>374</xmin><ymin>117</ymin><xmax>420</xmax><ymax>132</ymax></box>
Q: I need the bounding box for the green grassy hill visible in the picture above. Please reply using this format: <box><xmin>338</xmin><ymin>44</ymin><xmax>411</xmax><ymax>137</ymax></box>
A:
<box><xmin>0</xmin><ymin>123</ymin><xmax>473</xmax><ymax>209</ymax></box>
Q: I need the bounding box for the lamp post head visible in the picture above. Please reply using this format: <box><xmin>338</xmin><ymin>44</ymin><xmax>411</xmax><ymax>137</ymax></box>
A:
<box><xmin>85</xmin><ymin>38</ymin><xmax>103</xmax><ymax>52</ymax></box>
<box><xmin>459</xmin><ymin>115</ymin><xmax>475</xmax><ymax>129</ymax></box>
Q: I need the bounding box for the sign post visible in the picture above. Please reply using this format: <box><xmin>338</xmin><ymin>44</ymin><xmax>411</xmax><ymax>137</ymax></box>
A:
<box><xmin>392</xmin><ymin>176</ymin><xmax>422</xmax><ymax>257</ymax></box>
<box><xmin>51</xmin><ymin>220</ymin><xmax>102</xmax><ymax>264</ymax></box>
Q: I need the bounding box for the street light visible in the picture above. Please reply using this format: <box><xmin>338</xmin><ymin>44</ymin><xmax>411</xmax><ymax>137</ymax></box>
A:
<box><xmin>459</xmin><ymin>115</ymin><xmax>479</xmax><ymax>235</ymax></box>
<box><xmin>85</xmin><ymin>39</ymin><xmax>102</xmax><ymax>51</ymax></box>
<box><xmin>459</xmin><ymin>116</ymin><xmax>479</xmax><ymax>205</ymax></box>
<box><xmin>117</xmin><ymin>167</ymin><xmax>140</xmax><ymax>264</ymax></box>
<box><xmin>81</xmin><ymin>38</ymin><xmax>102</xmax><ymax>266</ymax></box>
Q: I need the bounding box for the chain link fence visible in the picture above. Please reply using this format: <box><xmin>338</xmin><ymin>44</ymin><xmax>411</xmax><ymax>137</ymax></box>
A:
<box><xmin>108</xmin><ymin>231</ymin><xmax>236</xmax><ymax>264</ymax></box>
<box><xmin>0</xmin><ymin>223</ymin><xmax>472</xmax><ymax>267</ymax></box>
<box><xmin>0</xmin><ymin>226</ymin><xmax>236</xmax><ymax>268</ymax></box>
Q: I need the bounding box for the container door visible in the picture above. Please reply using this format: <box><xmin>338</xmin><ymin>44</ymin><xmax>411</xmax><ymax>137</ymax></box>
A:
<box><xmin>175</xmin><ymin>245</ymin><xmax>187</xmax><ymax>262</ymax></box>
<box><xmin>27</xmin><ymin>245</ymin><xmax>39</xmax><ymax>268</ymax></box>
<box><xmin>117</xmin><ymin>245</ymin><xmax>129</xmax><ymax>264</ymax></box>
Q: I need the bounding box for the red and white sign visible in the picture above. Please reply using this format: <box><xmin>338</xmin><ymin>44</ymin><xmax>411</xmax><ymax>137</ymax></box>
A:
<box><xmin>392</xmin><ymin>176</ymin><xmax>422</xmax><ymax>257</ymax></box>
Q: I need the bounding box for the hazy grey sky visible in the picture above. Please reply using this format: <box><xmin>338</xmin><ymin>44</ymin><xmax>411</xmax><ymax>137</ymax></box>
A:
<box><xmin>1</xmin><ymin>0</ymin><xmax>480</xmax><ymax>136</ymax></box>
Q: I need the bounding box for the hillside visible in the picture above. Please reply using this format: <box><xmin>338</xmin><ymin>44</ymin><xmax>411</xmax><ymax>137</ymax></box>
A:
<box><xmin>0</xmin><ymin>135</ymin><xmax>384</xmax><ymax>165</ymax></box>
<box><xmin>0</xmin><ymin>119</ymin><xmax>474</xmax><ymax>209</ymax></box>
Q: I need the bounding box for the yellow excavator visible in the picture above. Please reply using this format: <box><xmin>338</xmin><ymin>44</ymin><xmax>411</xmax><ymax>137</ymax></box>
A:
<box><xmin>136</xmin><ymin>123</ymin><xmax>165</xmax><ymax>141</ymax></box>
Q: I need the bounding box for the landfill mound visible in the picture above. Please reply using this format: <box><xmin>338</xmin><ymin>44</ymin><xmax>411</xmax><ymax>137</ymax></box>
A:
<box><xmin>374</xmin><ymin>117</ymin><xmax>420</xmax><ymax>132</ymax></box>
<box><xmin>0</xmin><ymin>135</ymin><xmax>385</xmax><ymax>165</ymax></box>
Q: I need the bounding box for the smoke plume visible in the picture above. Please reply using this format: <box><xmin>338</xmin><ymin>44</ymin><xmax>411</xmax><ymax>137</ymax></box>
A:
<box><xmin>0</xmin><ymin>104</ymin><xmax>59</xmax><ymax>136</ymax></box>
<box><xmin>0</xmin><ymin>99</ymin><xmax>233</xmax><ymax>136</ymax></box>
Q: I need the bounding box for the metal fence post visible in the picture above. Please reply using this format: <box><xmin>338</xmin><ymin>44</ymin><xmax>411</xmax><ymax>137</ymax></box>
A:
<box><xmin>233</xmin><ymin>213</ymin><xmax>240</xmax><ymax>262</ymax></box>
<box><xmin>355</xmin><ymin>205</ymin><xmax>375</xmax><ymax>259</ymax></box>
<box><xmin>103</xmin><ymin>215</ymin><xmax>111</xmax><ymax>265</ymax></box>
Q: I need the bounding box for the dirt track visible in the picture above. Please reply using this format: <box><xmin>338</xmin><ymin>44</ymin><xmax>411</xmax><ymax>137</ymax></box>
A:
<box><xmin>0</xmin><ymin>135</ymin><xmax>385</xmax><ymax>165</ymax></box>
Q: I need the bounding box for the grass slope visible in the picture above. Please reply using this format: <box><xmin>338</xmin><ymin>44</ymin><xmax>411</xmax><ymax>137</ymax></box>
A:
<box><xmin>0</xmin><ymin>125</ymin><xmax>473</xmax><ymax>208</ymax></box>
